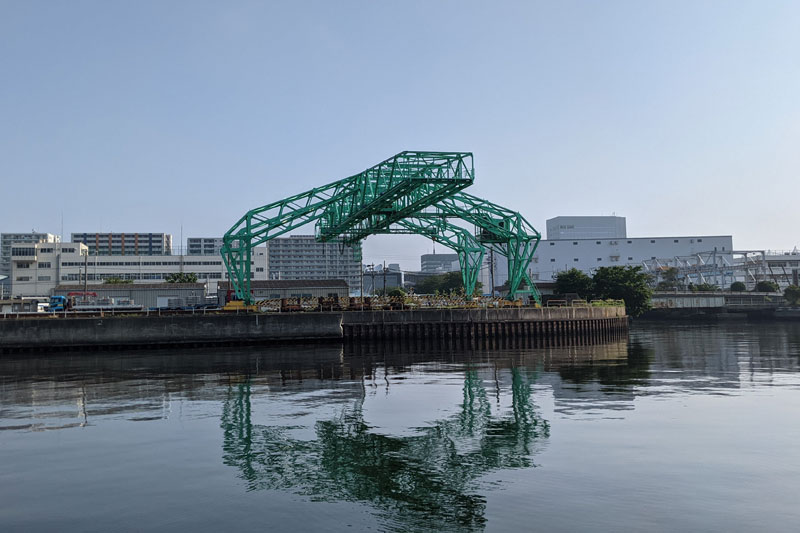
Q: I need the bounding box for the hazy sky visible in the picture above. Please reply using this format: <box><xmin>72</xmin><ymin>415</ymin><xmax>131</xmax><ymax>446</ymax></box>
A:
<box><xmin>2</xmin><ymin>1</ymin><xmax>798</xmax><ymax>269</ymax></box>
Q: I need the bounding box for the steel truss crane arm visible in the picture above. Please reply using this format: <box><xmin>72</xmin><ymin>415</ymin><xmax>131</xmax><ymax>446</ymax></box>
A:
<box><xmin>428</xmin><ymin>192</ymin><xmax>541</xmax><ymax>301</ymax></box>
<box><xmin>221</xmin><ymin>178</ymin><xmax>357</xmax><ymax>302</ymax></box>
<box><xmin>390</xmin><ymin>217</ymin><xmax>485</xmax><ymax>296</ymax></box>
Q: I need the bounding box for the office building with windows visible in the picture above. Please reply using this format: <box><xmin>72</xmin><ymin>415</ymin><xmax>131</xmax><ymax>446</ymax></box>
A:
<box><xmin>70</xmin><ymin>232</ymin><xmax>173</xmax><ymax>256</ymax></box>
<box><xmin>1</xmin><ymin>232</ymin><xmax>60</xmax><ymax>297</ymax></box>
<box><xmin>266</xmin><ymin>235</ymin><xmax>361</xmax><ymax>291</ymax></box>
<box><xmin>9</xmin><ymin>241</ymin><xmax>267</xmax><ymax>297</ymax></box>
<box><xmin>187</xmin><ymin>237</ymin><xmax>224</xmax><ymax>256</ymax></box>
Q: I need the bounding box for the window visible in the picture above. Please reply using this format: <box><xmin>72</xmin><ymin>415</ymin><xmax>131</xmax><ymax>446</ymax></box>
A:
<box><xmin>596</xmin><ymin>241</ymin><xmax>601</xmax><ymax>245</ymax></box>
<box><xmin>627</xmin><ymin>240</ymin><xmax>632</xmax><ymax>244</ymax></box>
<box><xmin>17</xmin><ymin>263</ymin><xmax>30</xmax><ymax>269</ymax></box>
<box><xmin>550</xmin><ymin>258</ymin><xmax>556</xmax><ymax>262</ymax></box>
<box><xmin>256</xmin><ymin>267</ymin><xmax>264</xmax><ymax>272</ymax></box>
<box><xmin>38</xmin><ymin>275</ymin><xmax>51</xmax><ymax>281</ymax></box>
<box><xmin>40</xmin><ymin>248</ymin><xmax>53</xmax><ymax>254</ymax></box>
<box><xmin>597</xmin><ymin>258</ymin><xmax>602</xmax><ymax>261</ymax></box>
<box><xmin>11</xmin><ymin>247</ymin><xmax>35</xmax><ymax>256</ymax></box>
<box><xmin>697</xmin><ymin>239</ymin><xmax>703</xmax><ymax>243</ymax></box>
<box><xmin>628</xmin><ymin>257</ymin><xmax>633</xmax><ymax>260</ymax></box>
<box><xmin>15</xmin><ymin>276</ymin><xmax>31</xmax><ymax>281</ymax></box>
<box><xmin>38</xmin><ymin>262</ymin><xmax>51</xmax><ymax>269</ymax></box>
<box><xmin>674</xmin><ymin>239</ymin><xmax>679</xmax><ymax>243</ymax></box>
<box><xmin>573</xmin><ymin>242</ymin><xmax>578</xmax><ymax>245</ymax></box>
<box><xmin>549</xmin><ymin>242</ymin><xmax>555</xmax><ymax>246</ymax></box>
<box><xmin>650</xmin><ymin>240</ymin><xmax>655</xmax><ymax>244</ymax></box>
<box><xmin>573</xmin><ymin>258</ymin><xmax>579</xmax><ymax>262</ymax></box>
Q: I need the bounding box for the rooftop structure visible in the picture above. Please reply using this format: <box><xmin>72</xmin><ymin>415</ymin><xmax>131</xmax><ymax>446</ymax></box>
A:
<box><xmin>546</xmin><ymin>216</ymin><xmax>627</xmax><ymax>240</ymax></box>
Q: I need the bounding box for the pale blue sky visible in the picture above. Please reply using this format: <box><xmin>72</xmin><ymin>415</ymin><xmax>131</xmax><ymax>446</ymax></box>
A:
<box><xmin>2</xmin><ymin>1</ymin><xmax>798</xmax><ymax>268</ymax></box>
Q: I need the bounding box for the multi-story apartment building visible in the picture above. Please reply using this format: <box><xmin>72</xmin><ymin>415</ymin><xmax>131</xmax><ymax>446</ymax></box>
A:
<box><xmin>420</xmin><ymin>253</ymin><xmax>460</xmax><ymax>274</ymax></box>
<box><xmin>1</xmin><ymin>232</ymin><xmax>60</xmax><ymax>297</ymax></box>
<box><xmin>266</xmin><ymin>235</ymin><xmax>360</xmax><ymax>292</ymax></box>
<box><xmin>187</xmin><ymin>237</ymin><xmax>224</xmax><ymax>256</ymax></box>
<box><xmin>70</xmin><ymin>232</ymin><xmax>173</xmax><ymax>256</ymax></box>
<box><xmin>9</xmin><ymin>242</ymin><xmax>267</xmax><ymax>297</ymax></box>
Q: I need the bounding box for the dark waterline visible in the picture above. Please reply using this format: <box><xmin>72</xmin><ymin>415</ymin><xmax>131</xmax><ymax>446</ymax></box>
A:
<box><xmin>1</xmin><ymin>322</ymin><xmax>799</xmax><ymax>531</ymax></box>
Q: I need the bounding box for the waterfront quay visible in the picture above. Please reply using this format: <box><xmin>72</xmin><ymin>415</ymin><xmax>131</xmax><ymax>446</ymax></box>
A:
<box><xmin>0</xmin><ymin>306</ymin><xmax>627</xmax><ymax>353</ymax></box>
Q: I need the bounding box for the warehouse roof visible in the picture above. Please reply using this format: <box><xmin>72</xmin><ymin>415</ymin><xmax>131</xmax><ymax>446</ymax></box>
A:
<box><xmin>54</xmin><ymin>283</ymin><xmax>206</xmax><ymax>291</ymax></box>
<box><xmin>217</xmin><ymin>280</ymin><xmax>349</xmax><ymax>290</ymax></box>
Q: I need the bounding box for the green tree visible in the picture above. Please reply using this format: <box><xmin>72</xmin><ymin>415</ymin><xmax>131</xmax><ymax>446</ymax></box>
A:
<box><xmin>103</xmin><ymin>277</ymin><xmax>133</xmax><ymax>284</ymax></box>
<box><xmin>754</xmin><ymin>280</ymin><xmax>779</xmax><ymax>293</ymax></box>
<box><xmin>414</xmin><ymin>271</ymin><xmax>481</xmax><ymax>296</ymax></box>
<box><xmin>592</xmin><ymin>266</ymin><xmax>652</xmax><ymax>317</ymax></box>
<box><xmin>730</xmin><ymin>281</ymin><xmax>747</xmax><ymax>292</ymax></box>
<box><xmin>784</xmin><ymin>285</ymin><xmax>800</xmax><ymax>306</ymax></box>
<box><xmin>656</xmin><ymin>267</ymin><xmax>680</xmax><ymax>291</ymax></box>
<box><xmin>165</xmin><ymin>272</ymin><xmax>199</xmax><ymax>283</ymax></box>
<box><xmin>554</xmin><ymin>268</ymin><xmax>594</xmax><ymax>299</ymax></box>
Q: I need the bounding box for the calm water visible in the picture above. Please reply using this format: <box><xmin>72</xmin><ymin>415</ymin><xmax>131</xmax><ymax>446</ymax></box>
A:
<box><xmin>2</xmin><ymin>323</ymin><xmax>800</xmax><ymax>532</ymax></box>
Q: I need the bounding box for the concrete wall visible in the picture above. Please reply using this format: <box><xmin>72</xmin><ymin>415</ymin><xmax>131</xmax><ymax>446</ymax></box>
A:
<box><xmin>0</xmin><ymin>313</ymin><xmax>343</xmax><ymax>349</ymax></box>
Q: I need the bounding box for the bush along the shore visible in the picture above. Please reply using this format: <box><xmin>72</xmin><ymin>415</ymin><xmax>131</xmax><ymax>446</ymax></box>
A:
<box><xmin>785</xmin><ymin>285</ymin><xmax>800</xmax><ymax>307</ymax></box>
<box><xmin>555</xmin><ymin>266</ymin><xmax>652</xmax><ymax>317</ymax></box>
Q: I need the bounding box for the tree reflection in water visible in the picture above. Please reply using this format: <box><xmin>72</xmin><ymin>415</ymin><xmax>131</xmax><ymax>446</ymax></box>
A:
<box><xmin>221</xmin><ymin>367</ymin><xmax>549</xmax><ymax>530</ymax></box>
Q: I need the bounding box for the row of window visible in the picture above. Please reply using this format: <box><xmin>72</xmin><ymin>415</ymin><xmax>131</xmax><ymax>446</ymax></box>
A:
<box><xmin>550</xmin><ymin>239</ymin><xmax>706</xmax><ymax>246</ymax></box>
<box><xmin>59</xmin><ymin>272</ymin><xmax>228</xmax><ymax>281</ymax></box>
<box><xmin>60</xmin><ymin>260</ymin><xmax>226</xmax><ymax>267</ymax></box>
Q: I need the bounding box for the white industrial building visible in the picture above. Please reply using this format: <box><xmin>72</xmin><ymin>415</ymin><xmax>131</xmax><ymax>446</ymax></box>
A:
<box><xmin>478</xmin><ymin>216</ymin><xmax>733</xmax><ymax>290</ymax></box>
<box><xmin>9</xmin><ymin>242</ymin><xmax>267</xmax><ymax>297</ymax></box>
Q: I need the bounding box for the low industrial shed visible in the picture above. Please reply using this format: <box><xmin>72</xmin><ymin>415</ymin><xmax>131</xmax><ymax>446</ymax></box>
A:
<box><xmin>216</xmin><ymin>280</ymin><xmax>350</xmax><ymax>305</ymax></box>
<box><xmin>52</xmin><ymin>283</ymin><xmax>208</xmax><ymax>309</ymax></box>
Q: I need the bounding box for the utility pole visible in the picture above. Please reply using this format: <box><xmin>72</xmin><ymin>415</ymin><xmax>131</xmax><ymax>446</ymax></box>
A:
<box><xmin>370</xmin><ymin>264</ymin><xmax>376</xmax><ymax>296</ymax></box>
<box><xmin>383</xmin><ymin>260</ymin><xmax>387</xmax><ymax>295</ymax></box>
<box><xmin>490</xmin><ymin>249</ymin><xmax>495</xmax><ymax>297</ymax></box>
<box><xmin>83</xmin><ymin>248</ymin><xmax>88</xmax><ymax>296</ymax></box>
<box><xmin>360</xmin><ymin>265</ymin><xmax>364</xmax><ymax>310</ymax></box>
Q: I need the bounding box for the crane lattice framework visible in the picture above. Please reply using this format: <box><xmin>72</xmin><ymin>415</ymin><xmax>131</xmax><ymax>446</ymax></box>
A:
<box><xmin>221</xmin><ymin>151</ymin><xmax>541</xmax><ymax>304</ymax></box>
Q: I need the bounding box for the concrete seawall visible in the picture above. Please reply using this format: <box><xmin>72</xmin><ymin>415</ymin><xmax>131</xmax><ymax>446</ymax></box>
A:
<box><xmin>0</xmin><ymin>306</ymin><xmax>627</xmax><ymax>352</ymax></box>
<box><xmin>0</xmin><ymin>313</ymin><xmax>344</xmax><ymax>351</ymax></box>
<box><xmin>343</xmin><ymin>307</ymin><xmax>628</xmax><ymax>346</ymax></box>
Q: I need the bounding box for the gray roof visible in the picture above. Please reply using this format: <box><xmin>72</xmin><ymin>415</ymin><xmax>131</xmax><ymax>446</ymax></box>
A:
<box><xmin>54</xmin><ymin>283</ymin><xmax>205</xmax><ymax>291</ymax></box>
<box><xmin>217</xmin><ymin>279</ymin><xmax>349</xmax><ymax>290</ymax></box>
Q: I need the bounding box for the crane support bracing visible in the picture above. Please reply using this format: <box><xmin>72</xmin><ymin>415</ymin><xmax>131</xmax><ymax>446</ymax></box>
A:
<box><xmin>222</xmin><ymin>151</ymin><xmax>540</xmax><ymax>304</ymax></box>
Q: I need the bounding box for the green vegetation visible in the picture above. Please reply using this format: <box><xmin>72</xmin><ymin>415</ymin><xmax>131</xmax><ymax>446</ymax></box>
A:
<box><xmin>592</xmin><ymin>266</ymin><xmax>653</xmax><ymax>318</ymax></box>
<box><xmin>554</xmin><ymin>268</ymin><xmax>594</xmax><ymax>299</ymax></box>
<box><xmin>754</xmin><ymin>280</ymin><xmax>779</xmax><ymax>293</ymax></box>
<box><xmin>554</xmin><ymin>266</ymin><xmax>652</xmax><ymax>317</ymax></box>
<box><xmin>103</xmin><ymin>277</ymin><xmax>133</xmax><ymax>284</ymax></box>
<box><xmin>655</xmin><ymin>267</ymin><xmax>680</xmax><ymax>291</ymax></box>
<box><xmin>784</xmin><ymin>285</ymin><xmax>800</xmax><ymax>306</ymax></box>
<box><xmin>730</xmin><ymin>281</ymin><xmax>747</xmax><ymax>292</ymax></box>
<box><xmin>165</xmin><ymin>272</ymin><xmax>199</xmax><ymax>283</ymax></box>
<box><xmin>689</xmin><ymin>283</ymin><xmax>718</xmax><ymax>292</ymax></box>
<box><xmin>374</xmin><ymin>287</ymin><xmax>406</xmax><ymax>297</ymax></box>
<box><xmin>414</xmin><ymin>271</ymin><xmax>482</xmax><ymax>296</ymax></box>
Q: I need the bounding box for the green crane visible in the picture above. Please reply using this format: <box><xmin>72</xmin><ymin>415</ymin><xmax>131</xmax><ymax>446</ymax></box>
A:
<box><xmin>221</xmin><ymin>151</ymin><xmax>540</xmax><ymax>304</ymax></box>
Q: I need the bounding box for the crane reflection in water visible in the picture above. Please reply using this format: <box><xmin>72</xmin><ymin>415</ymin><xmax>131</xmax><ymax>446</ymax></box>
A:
<box><xmin>221</xmin><ymin>365</ymin><xmax>550</xmax><ymax>530</ymax></box>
